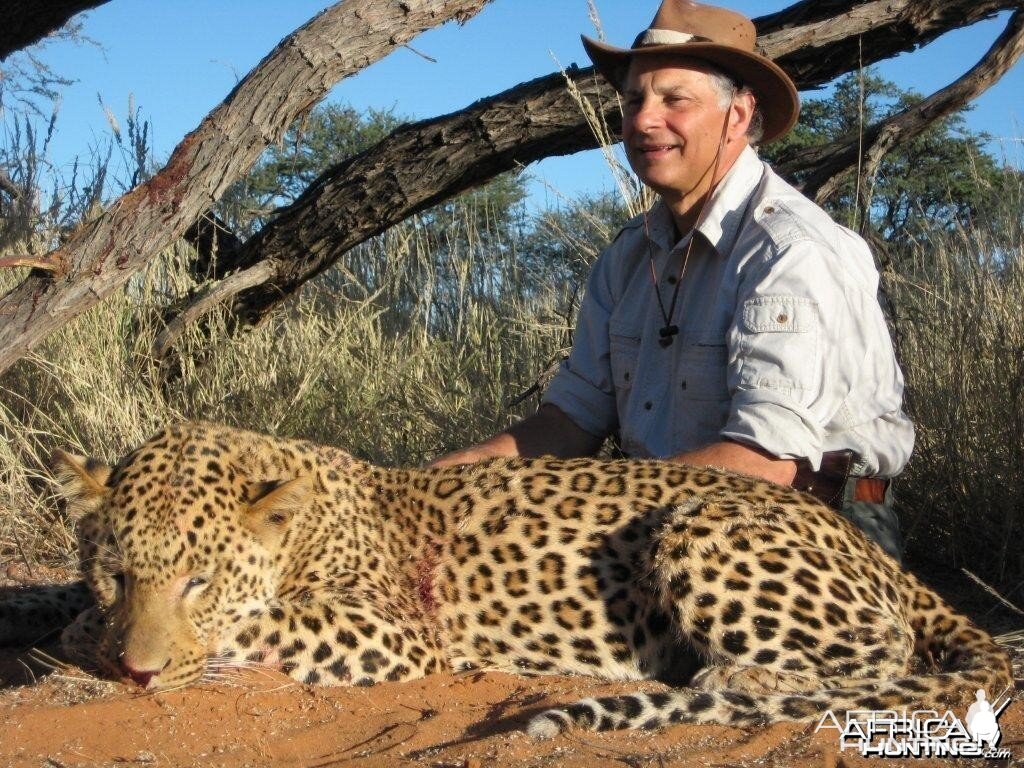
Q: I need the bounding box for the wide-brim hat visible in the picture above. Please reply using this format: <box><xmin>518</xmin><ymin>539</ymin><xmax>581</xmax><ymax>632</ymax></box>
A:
<box><xmin>582</xmin><ymin>1</ymin><xmax>799</xmax><ymax>144</ymax></box>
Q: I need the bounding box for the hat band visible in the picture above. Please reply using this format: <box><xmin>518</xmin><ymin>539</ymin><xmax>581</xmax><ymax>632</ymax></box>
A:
<box><xmin>634</xmin><ymin>28</ymin><xmax>710</xmax><ymax>48</ymax></box>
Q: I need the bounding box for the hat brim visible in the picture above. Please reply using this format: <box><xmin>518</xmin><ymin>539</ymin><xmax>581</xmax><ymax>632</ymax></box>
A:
<box><xmin>582</xmin><ymin>35</ymin><xmax>799</xmax><ymax>144</ymax></box>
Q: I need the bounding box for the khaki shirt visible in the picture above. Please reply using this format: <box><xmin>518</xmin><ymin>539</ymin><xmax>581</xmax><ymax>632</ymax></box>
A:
<box><xmin>542</xmin><ymin>146</ymin><xmax>914</xmax><ymax>476</ymax></box>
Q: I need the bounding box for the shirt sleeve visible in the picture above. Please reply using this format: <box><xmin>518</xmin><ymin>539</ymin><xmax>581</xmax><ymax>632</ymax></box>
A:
<box><xmin>720</xmin><ymin>235</ymin><xmax>857</xmax><ymax>470</ymax></box>
<box><xmin>541</xmin><ymin>244</ymin><xmax>620</xmax><ymax>439</ymax></box>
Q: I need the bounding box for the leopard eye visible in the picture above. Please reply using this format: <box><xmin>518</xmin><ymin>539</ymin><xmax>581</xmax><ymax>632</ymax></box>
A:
<box><xmin>111</xmin><ymin>572</ymin><xmax>126</xmax><ymax>591</ymax></box>
<box><xmin>183</xmin><ymin>575</ymin><xmax>210</xmax><ymax>597</ymax></box>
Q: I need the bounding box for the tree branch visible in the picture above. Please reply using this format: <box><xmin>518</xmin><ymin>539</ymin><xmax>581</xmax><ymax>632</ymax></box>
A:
<box><xmin>0</xmin><ymin>0</ymin><xmax>109</xmax><ymax>60</ymax></box>
<box><xmin>777</xmin><ymin>9</ymin><xmax>1024</xmax><ymax>203</ymax></box>
<box><xmin>0</xmin><ymin>0</ymin><xmax>492</xmax><ymax>376</ymax></box>
<box><xmin>184</xmin><ymin>0</ymin><xmax>1024</xmax><ymax>335</ymax></box>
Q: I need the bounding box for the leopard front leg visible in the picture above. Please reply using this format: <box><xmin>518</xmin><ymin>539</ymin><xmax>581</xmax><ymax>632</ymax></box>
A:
<box><xmin>222</xmin><ymin>591</ymin><xmax>447</xmax><ymax>687</ymax></box>
<box><xmin>0</xmin><ymin>580</ymin><xmax>94</xmax><ymax>647</ymax></box>
<box><xmin>60</xmin><ymin>604</ymin><xmax>112</xmax><ymax>672</ymax></box>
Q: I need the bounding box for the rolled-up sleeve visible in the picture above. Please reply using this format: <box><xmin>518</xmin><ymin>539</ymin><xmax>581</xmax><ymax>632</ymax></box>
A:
<box><xmin>542</xmin><ymin>247</ymin><xmax>620</xmax><ymax>439</ymax></box>
<box><xmin>721</xmin><ymin>236</ymin><xmax>854</xmax><ymax>470</ymax></box>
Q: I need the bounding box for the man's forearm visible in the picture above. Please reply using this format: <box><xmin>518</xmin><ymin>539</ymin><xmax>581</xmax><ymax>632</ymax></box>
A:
<box><xmin>670</xmin><ymin>440</ymin><xmax>797</xmax><ymax>486</ymax></box>
<box><xmin>429</xmin><ymin>404</ymin><xmax>604</xmax><ymax>467</ymax></box>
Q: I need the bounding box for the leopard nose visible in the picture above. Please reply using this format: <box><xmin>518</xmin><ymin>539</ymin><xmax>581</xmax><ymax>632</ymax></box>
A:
<box><xmin>120</xmin><ymin>660</ymin><xmax>160</xmax><ymax>688</ymax></box>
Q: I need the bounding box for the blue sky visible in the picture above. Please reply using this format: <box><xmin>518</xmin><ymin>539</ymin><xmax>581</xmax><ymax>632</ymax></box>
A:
<box><xmin>16</xmin><ymin>0</ymin><xmax>1024</xmax><ymax>210</ymax></box>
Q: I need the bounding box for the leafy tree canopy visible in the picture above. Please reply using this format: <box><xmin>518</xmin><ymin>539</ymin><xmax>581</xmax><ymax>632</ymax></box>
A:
<box><xmin>764</xmin><ymin>68</ymin><xmax>1021</xmax><ymax>244</ymax></box>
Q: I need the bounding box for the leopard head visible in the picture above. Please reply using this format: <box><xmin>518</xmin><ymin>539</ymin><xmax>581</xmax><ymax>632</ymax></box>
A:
<box><xmin>51</xmin><ymin>427</ymin><xmax>314</xmax><ymax>689</ymax></box>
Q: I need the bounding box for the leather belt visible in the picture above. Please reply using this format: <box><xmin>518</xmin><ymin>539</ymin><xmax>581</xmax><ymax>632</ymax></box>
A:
<box><xmin>792</xmin><ymin>449</ymin><xmax>888</xmax><ymax>510</ymax></box>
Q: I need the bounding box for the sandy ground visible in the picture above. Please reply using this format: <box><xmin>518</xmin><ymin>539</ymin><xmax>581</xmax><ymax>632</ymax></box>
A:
<box><xmin>0</xmin><ymin>565</ymin><xmax>1021</xmax><ymax>768</ymax></box>
<box><xmin>0</xmin><ymin>657</ymin><xmax>1019</xmax><ymax>768</ymax></box>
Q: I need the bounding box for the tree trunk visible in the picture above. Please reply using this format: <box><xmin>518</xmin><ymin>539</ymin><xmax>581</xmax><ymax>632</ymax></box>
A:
<box><xmin>0</xmin><ymin>0</ymin><xmax>110</xmax><ymax>60</ymax></box>
<box><xmin>779</xmin><ymin>9</ymin><xmax>1024</xmax><ymax>204</ymax></box>
<box><xmin>0</xmin><ymin>0</ymin><xmax>492</xmax><ymax>375</ymax></box>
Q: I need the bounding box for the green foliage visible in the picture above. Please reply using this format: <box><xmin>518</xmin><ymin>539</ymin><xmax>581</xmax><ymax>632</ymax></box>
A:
<box><xmin>764</xmin><ymin>69</ymin><xmax>1019</xmax><ymax>243</ymax></box>
<box><xmin>216</xmin><ymin>104</ymin><xmax>402</xmax><ymax>237</ymax></box>
<box><xmin>523</xmin><ymin>191</ymin><xmax>628</xmax><ymax>294</ymax></box>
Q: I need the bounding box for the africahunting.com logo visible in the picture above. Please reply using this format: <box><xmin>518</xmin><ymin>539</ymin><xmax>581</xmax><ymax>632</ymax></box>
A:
<box><xmin>815</xmin><ymin>688</ymin><xmax>1013</xmax><ymax>759</ymax></box>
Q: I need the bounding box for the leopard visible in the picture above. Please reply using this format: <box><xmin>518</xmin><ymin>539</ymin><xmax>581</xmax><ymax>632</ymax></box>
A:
<box><xmin>2</xmin><ymin>421</ymin><xmax>1012</xmax><ymax>737</ymax></box>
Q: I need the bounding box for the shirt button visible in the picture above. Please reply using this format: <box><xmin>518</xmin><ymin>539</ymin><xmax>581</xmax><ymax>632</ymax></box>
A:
<box><xmin>667</xmin><ymin>275</ymin><xmax>677</xmax><ymax>284</ymax></box>
<box><xmin>644</xmin><ymin>401</ymin><xmax>653</xmax><ymax>410</ymax></box>
<box><xmin>763</xmin><ymin>205</ymin><xmax>776</xmax><ymax>214</ymax></box>
<box><xmin>777</xmin><ymin>313</ymin><xmax>788</xmax><ymax>323</ymax></box>
<box><xmin>681</xmin><ymin>381</ymin><xmax>687</xmax><ymax>390</ymax></box>
<box><xmin>624</xmin><ymin>371</ymin><xmax>630</xmax><ymax>381</ymax></box>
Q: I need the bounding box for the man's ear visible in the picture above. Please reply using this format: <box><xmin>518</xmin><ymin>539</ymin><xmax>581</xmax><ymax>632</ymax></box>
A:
<box><xmin>50</xmin><ymin>450</ymin><xmax>112</xmax><ymax>517</ymax></box>
<box><xmin>243</xmin><ymin>476</ymin><xmax>314</xmax><ymax>544</ymax></box>
<box><xmin>728</xmin><ymin>89</ymin><xmax>756</xmax><ymax>141</ymax></box>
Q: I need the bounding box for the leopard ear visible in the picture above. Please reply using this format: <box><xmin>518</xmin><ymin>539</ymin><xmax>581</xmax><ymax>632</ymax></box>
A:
<box><xmin>243</xmin><ymin>476</ymin><xmax>314</xmax><ymax>544</ymax></box>
<box><xmin>50</xmin><ymin>450</ymin><xmax>112</xmax><ymax>517</ymax></box>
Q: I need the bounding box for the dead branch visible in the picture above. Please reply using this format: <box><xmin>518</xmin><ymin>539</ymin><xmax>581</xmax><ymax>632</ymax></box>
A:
<box><xmin>151</xmin><ymin>261</ymin><xmax>276</xmax><ymax>361</ymax></box>
<box><xmin>778</xmin><ymin>9</ymin><xmax>1024</xmax><ymax>204</ymax></box>
<box><xmin>0</xmin><ymin>0</ymin><xmax>492</xmax><ymax>376</ymax></box>
<box><xmin>0</xmin><ymin>255</ymin><xmax>61</xmax><ymax>272</ymax></box>
<box><xmin>169</xmin><ymin>0</ymin><xmax>1024</xmax><ymax>339</ymax></box>
<box><xmin>0</xmin><ymin>0</ymin><xmax>109</xmax><ymax>60</ymax></box>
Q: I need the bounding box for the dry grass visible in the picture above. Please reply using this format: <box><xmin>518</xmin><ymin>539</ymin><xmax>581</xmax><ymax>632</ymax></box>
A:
<box><xmin>1</xmin><ymin>82</ymin><xmax>1022</xmax><ymax>591</ymax></box>
<box><xmin>885</xmin><ymin>201</ymin><xmax>1024</xmax><ymax>586</ymax></box>
<box><xmin>0</xmin><ymin>195</ymin><xmax>576</xmax><ymax>570</ymax></box>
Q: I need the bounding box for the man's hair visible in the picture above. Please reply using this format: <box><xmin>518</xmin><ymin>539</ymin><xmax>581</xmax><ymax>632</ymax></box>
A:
<box><xmin>706</xmin><ymin>69</ymin><xmax>765</xmax><ymax>146</ymax></box>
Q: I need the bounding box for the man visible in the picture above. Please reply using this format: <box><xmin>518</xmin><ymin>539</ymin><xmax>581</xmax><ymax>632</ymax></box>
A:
<box><xmin>432</xmin><ymin>1</ymin><xmax>914</xmax><ymax>561</ymax></box>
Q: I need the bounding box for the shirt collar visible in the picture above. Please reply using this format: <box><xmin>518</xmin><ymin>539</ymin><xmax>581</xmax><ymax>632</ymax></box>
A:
<box><xmin>644</xmin><ymin>144</ymin><xmax>765</xmax><ymax>257</ymax></box>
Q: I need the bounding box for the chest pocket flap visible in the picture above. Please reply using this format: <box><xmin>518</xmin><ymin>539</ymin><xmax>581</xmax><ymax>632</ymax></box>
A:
<box><xmin>743</xmin><ymin>296</ymin><xmax>815</xmax><ymax>333</ymax></box>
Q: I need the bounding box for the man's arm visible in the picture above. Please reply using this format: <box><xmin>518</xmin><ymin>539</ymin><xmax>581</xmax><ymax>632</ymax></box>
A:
<box><xmin>670</xmin><ymin>439</ymin><xmax>797</xmax><ymax>486</ymax></box>
<box><xmin>428</xmin><ymin>404</ymin><xmax>605</xmax><ymax>467</ymax></box>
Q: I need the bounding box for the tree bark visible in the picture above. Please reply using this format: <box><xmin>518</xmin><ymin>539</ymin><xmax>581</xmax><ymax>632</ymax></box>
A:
<box><xmin>0</xmin><ymin>0</ymin><xmax>491</xmax><ymax>375</ymax></box>
<box><xmin>177</xmin><ymin>0</ymin><xmax>1024</xmax><ymax>334</ymax></box>
<box><xmin>0</xmin><ymin>0</ymin><xmax>110</xmax><ymax>60</ymax></box>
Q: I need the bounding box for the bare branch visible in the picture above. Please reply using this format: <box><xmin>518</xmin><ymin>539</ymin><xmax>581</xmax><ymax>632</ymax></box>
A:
<box><xmin>777</xmin><ymin>9</ymin><xmax>1024</xmax><ymax>202</ymax></box>
<box><xmin>151</xmin><ymin>261</ymin><xmax>276</xmax><ymax>361</ymax></box>
<box><xmin>0</xmin><ymin>255</ymin><xmax>61</xmax><ymax>272</ymax></box>
<box><xmin>0</xmin><ymin>0</ymin><xmax>109</xmax><ymax>60</ymax></box>
<box><xmin>0</xmin><ymin>0</ymin><xmax>493</xmax><ymax>375</ymax></box>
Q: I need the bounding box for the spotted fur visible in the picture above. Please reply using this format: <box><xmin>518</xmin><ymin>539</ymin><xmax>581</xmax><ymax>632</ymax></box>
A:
<box><xmin>13</xmin><ymin>422</ymin><xmax>1012</xmax><ymax>735</ymax></box>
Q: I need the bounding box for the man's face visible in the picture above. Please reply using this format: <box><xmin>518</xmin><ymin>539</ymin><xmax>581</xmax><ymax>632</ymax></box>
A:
<box><xmin>621</xmin><ymin>55</ymin><xmax>742</xmax><ymax>203</ymax></box>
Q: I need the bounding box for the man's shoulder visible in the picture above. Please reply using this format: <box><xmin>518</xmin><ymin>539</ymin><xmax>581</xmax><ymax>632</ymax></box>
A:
<box><xmin>748</xmin><ymin>165</ymin><xmax>860</xmax><ymax>252</ymax></box>
<box><xmin>610</xmin><ymin>210</ymin><xmax>646</xmax><ymax>244</ymax></box>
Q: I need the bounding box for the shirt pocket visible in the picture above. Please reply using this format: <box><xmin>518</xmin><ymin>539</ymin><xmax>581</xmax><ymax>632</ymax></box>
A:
<box><xmin>608</xmin><ymin>321</ymin><xmax>641</xmax><ymax>392</ymax></box>
<box><xmin>737</xmin><ymin>295</ymin><xmax>818</xmax><ymax>393</ymax></box>
<box><xmin>675</xmin><ymin>343</ymin><xmax>728</xmax><ymax>401</ymax></box>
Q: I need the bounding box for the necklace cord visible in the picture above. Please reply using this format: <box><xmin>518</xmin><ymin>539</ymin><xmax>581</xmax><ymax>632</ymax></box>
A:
<box><xmin>645</xmin><ymin>110</ymin><xmax>732</xmax><ymax>346</ymax></box>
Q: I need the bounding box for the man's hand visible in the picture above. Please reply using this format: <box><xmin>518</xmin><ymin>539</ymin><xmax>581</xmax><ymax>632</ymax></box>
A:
<box><xmin>669</xmin><ymin>440</ymin><xmax>797</xmax><ymax>486</ymax></box>
<box><xmin>428</xmin><ymin>404</ymin><xmax>603</xmax><ymax>468</ymax></box>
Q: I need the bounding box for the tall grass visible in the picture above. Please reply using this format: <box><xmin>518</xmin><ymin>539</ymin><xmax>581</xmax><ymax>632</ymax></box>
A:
<box><xmin>885</xmin><ymin>195</ymin><xmax>1024</xmax><ymax>586</ymax></box>
<box><xmin>0</xmin><ymin>193</ymin><xmax>578</xmax><ymax>569</ymax></box>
